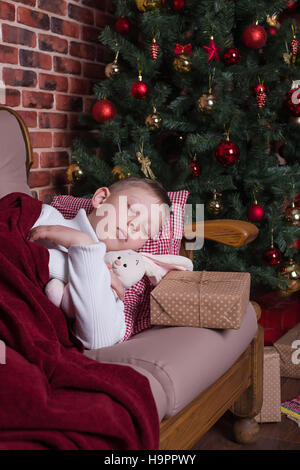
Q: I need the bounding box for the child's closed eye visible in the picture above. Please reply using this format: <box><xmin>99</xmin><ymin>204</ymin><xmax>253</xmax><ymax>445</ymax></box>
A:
<box><xmin>128</xmin><ymin>206</ymin><xmax>135</xmax><ymax>216</ymax></box>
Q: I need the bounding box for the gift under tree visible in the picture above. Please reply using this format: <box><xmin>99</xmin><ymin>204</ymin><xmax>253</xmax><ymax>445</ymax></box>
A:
<box><xmin>70</xmin><ymin>0</ymin><xmax>300</xmax><ymax>294</ymax></box>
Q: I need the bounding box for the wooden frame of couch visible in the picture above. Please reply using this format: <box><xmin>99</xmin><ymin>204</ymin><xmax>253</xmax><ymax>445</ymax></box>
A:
<box><xmin>3</xmin><ymin>105</ymin><xmax>263</xmax><ymax>450</ymax></box>
<box><xmin>0</xmin><ymin>106</ymin><xmax>34</xmax><ymax>177</ymax></box>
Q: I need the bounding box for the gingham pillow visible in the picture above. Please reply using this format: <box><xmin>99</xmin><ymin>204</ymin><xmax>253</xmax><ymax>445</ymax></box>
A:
<box><xmin>50</xmin><ymin>190</ymin><xmax>189</xmax><ymax>340</ymax></box>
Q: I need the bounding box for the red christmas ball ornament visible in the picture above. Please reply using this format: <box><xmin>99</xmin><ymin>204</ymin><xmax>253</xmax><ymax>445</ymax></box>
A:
<box><xmin>115</xmin><ymin>17</ymin><xmax>131</xmax><ymax>35</ymax></box>
<box><xmin>242</xmin><ymin>24</ymin><xmax>267</xmax><ymax>49</ymax></box>
<box><xmin>287</xmin><ymin>0</ymin><xmax>297</xmax><ymax>9</ymax></box>
<box><xmin>188</xmin><ymin>161</ymin><xmax>201</xmax><ymax>178</ymax></box>
<box><xmin>285</xmin><ymin>88</ymin><xmax>300</xmax><ymax>117</ymax></box>
<box><xmin>292</xmin><ymin>239</ymin><xmax>300</xmax><ymax>249</ymax></box>
<box><xmin>223</xmin><ymin>47</ymin><xmax>241</xmax><ymax>65</ymax></box>
<box><xmin>215</xmin><ymin>139</ymin><xmax>240</xmax><ymax>167</ymax></box>
<box><xmin>263</xmin><ymin>246</ymin><xmax>282</xmax><ymax>266</ymax></box>
<box><xmin>247</xmin><ymin>203</ymin><xmax>265</xmax><ymax>222</ymax></box>
<box><xmin>92</xmin><ymin>99</ymin><xmax>117</xmax><ymax>123</ymax></box>
<box><xmin>173</xmin><ymin>0</ymin><xmax>185</xmax><ymax>12</ymax></box>
<box><xmin>131</xmin><ymin>79</ymin><xmax>149</xmax><ymax>99</ymax></box>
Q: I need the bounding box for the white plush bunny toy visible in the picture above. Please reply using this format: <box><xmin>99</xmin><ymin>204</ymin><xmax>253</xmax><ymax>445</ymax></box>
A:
<box><xmin>104</xmin><ymin>249</ymin><xmax>193</xmax><ymax>290</ymax></box>
<box><xmin>45</xmin><ymin>249</ymin><xmax>193</xmax><ymax>307</ymax></box>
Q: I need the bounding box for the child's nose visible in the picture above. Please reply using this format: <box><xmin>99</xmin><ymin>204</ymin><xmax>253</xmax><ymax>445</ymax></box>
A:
<box><xmin>128</xmin><ymin>221</ymin><xmax>136</xmax><ymax>231</ymax></box>
<box><xmin>127</xmin><ymin>216</ymin><xmax>135</xmax><ymax>227</ymax></box>
<box><xmin>114</xmin><ymin>259</ymin><xmax>121</xmax><ymax>266</ymax></box>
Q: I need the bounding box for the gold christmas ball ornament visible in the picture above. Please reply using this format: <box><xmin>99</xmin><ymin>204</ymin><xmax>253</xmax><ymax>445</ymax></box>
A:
<box><xmin>207</xmin><ymin>190</ymin><xmax>224</xmax><ymax>216</ymax></box>
<box><xmin>145</xmin><ymin>108</ymin><xmax>163</xmax><ymax>131</ymax></box>
<box><xmin>66</xmin><ymin>163</ymin><xmax>84</xmax><ymax>184</ymax></box>
<box><xmin>277</xmin><ymin>258</ymin><xmax>300</xmax><ymax>295</ymax></box>
<box><xmin>136</xmin><ymin>0</ymin><xmax>163</xmax><ymax>12</ymax></box>
<box><xmin>105</xmin><ymin>61</ymin><xmax>121</xmax><ymax>78</ymax></box>
<box><xmin>112</xmin><ymin>165</ymin><xmax>126</xmax><ymax>179</ymax></box>
<box><xmin>285</xmin><ymin>201</ymin><xmax>300</xmax><ymax>226</ymax></box>
<box><xmin>197</xmin><ymin>91</ymin><xmax>215</xmax><ymax>114</ymax></box>
<box><xmin>112</xmin><ymin>165</ymin><xmax>131</xmax><ymax>180</ymax></box>
<box><xmin>173</xmin><ymin>53</ymin><xmax>192</xmax><ymax>73</ymax></box>
<box><xmin>105</xmin><ymin>51</ymin><xmax>120</xmax><ymax>78</ymax></box>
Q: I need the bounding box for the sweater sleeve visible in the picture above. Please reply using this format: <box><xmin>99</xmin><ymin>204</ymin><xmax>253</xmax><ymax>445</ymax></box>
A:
<box><xmin>60</xmin><ymin>242</ymin><xmax>126</xmax><ymax>350</ymax></box>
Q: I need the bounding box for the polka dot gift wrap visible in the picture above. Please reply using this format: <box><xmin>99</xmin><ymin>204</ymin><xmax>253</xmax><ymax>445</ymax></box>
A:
<box><xmin>255</xmin><ymin>346</ymin><xmax>281</xmax><ymax>423</ymax></box>
<box><xmin>150</xmin><ymin>270</ymin><xmax>251</xmax><ymax>330</ymax></box>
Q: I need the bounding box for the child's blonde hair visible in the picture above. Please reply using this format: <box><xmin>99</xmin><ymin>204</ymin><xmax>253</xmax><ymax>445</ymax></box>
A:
<box><xmin>109</xmin><ymin>177</ymin><xmax>172</xmax><ymax>209</ymax></box>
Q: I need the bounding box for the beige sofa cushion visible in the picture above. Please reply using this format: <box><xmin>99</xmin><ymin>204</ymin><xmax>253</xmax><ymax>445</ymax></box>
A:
<box><xmin>0</xmin><ymin>110</ymin><xmax>31</xmax><ymax>199</ymax></box>
<box><xmin>106</xmin><ymin>362</ymin><xmax>167</xmax><ymax>422</ymax></box>
<box><xmin>85</xmin><ymin>303</ymin><xmax>258</xmax><ymax>420</ymax></box>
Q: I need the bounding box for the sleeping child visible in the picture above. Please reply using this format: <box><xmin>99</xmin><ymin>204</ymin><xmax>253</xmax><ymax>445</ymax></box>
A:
<box><xmin>27</xmin><ymin>177</ymin><xmax>173</xmax><ymax>350</ymax></box>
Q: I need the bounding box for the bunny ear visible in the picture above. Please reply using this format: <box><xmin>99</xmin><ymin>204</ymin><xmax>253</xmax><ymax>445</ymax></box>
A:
<box><xmin>139</xmin><ymin>252</ymin><xmax>193</xmax><ymax>286</ymax></box>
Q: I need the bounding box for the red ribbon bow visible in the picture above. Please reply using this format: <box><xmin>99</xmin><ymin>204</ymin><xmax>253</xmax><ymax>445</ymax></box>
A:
<box><xmin>174</xmin><ymin>43</ymin><xmax>193</xmax><ymax>55</ymax></box>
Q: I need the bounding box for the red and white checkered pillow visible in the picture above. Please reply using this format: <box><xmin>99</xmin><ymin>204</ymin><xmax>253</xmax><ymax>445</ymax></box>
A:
<box><xmin>51</xmin><ymin>190</ymin><xmax>189</xmax><ymax>340</ymax></box>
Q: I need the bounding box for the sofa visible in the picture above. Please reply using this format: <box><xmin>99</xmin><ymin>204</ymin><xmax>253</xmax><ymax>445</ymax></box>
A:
<box><xmin>0</xmin><ymin>105</ymin><xmax>264</xmax><ymax>450</ymax></box>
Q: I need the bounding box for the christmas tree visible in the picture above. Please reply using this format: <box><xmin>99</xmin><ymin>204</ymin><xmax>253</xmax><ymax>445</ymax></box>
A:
<box><xmin>71</xmin><ymin>0</ymin><xmax>300</xmax><ymax>293</ymax></box>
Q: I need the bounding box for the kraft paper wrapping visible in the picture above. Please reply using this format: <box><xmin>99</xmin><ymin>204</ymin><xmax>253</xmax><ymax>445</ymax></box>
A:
<box><xmin>255</xmin><ymin>346</ymin><xmax>281</xmax><ymax>423</ymax></box>
<box><xmin>150</xmin><ymin>270</ymin><xmax>251</xmax><ymax>330</ymax></box>
<box><xmin>274</xmin><ymin>323</ymin><xmax>300</xmax><ymax>379</ymax></box>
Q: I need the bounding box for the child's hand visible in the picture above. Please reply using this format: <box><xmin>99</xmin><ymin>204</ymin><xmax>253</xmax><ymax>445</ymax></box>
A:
<box><xmin>106</xmin><ymin>263</ymin><xmax>125</xmax><ymax>301</ymax></box>
<box><xmin>27</xmin><ymin>225</ymin><xmax>95</xmax><ymax>248</ymax></box>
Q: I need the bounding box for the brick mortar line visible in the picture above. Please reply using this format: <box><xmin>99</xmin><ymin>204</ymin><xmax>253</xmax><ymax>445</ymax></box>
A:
<box><xmin>31</xmin><ymin>167</ymin><xmax>72</xmax><ymax>173</ymax></box>
<box><xmin>11</xmin><ymin>1</ymin><xmax>105</xmax><ymax>27</ymax></box>
<box><xmin>0</xmin><ymin>73</ymin><xmax>98</xmax><ymax>96</ymax></box>
<box><xmin>0</xmin><ymin>52</ymin><xmax>106</xmax><ymax>82</ymax></box>
<box><xmin>13</xmin><ymin>2</ymin><xmax>116</xmax><ymax>30</ymax></box>
<box><xmin>1</xmin><ymin>37</ymin><xmax>106</xmax><ymax>65</ymax></box>
<box><xmin>30</xmin><ymin>148</ymin><xmax>73</xmax><ymax>170</ymax></box>
<box><xmin>4</xmin><ymin>0</ymin><xmax>113</xmax><ymax>15</ymax></box>
<box><xmin>19</xmin><ymin>0</ymin><xmax>114</xmax><ymax>17</ymax></box>
<box><xmin>1</xmin><ymin>18</ymin><xmax>106</xmax><ymax>50</ymax></box>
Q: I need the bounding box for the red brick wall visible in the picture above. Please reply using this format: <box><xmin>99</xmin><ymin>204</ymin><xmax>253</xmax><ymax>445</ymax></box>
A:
<box><xmin>0</xmin><ymin>0</ymin><xmax>115</xmax><ymax>200</ymax></box>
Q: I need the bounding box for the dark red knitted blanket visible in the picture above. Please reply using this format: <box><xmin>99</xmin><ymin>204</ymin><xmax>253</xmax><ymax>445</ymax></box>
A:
<box><xmin>0</xmin><ymin>193</ymin><xmax>159</xmax><ymax>450</ymax></box>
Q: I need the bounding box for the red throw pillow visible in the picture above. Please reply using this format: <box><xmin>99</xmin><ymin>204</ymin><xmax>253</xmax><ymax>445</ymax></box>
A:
<box><xmin>51</xmin><ymin>190</ymin><xmax>189</xmax><ymax>340</ymax></box>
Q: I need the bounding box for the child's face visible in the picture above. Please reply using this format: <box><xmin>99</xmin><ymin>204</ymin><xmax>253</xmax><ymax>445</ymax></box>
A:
<box><xmin>88</xmin><ymin>186</ymin><xmax>170</xmax><ymax>251</ymax></box>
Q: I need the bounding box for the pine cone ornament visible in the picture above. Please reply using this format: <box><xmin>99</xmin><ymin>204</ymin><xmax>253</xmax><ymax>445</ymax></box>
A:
<box><xmin>150</xmin><ymin>37</ymin><xmax>159</xmax><ymax>60</ymax></box>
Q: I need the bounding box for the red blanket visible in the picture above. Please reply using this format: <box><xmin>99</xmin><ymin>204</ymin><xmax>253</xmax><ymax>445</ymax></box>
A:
<box><xmin>0</xmin><ymin>193</ymin><xmax>159</xmax><ymax>450</ymax></box>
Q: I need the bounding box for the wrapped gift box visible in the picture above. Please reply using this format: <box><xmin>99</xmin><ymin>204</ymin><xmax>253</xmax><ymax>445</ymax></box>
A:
<box><xmin>255</xmin><ymin>346</ymin><xmax>281</xmax><ymax>423</ymax></box>
<box><xmin>256</xmin><ymin>290</ymin><xmax>300</xmax><ymax>346</ymax></box>
<box><xmin>274</xmin><ymin>322</ymin><xmax>300</xmax><ymax>378</ymax></box>
<box><xmin>150</xmin><ymin>270</ymin><xmax>250</xmax><ymax>329</ymax></box>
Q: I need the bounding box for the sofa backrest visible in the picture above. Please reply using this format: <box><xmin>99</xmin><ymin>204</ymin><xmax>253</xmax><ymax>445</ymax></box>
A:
<box><xmin>0</xmin><ymin>107</ymin><xmax>32</xmax><ymax>199</ymax></box>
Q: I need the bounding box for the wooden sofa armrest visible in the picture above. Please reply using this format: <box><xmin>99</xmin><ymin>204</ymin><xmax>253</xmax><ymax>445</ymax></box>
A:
<box><xmin>0</xmin><ymin>105</ymin><xmax>34</xmax><ymax>177</ymax></box>
<box><xmin>184</xmin><ymin>219</ymin><xmax>258</xmax><ymax>248</ymax></box>
<box><xmin>250</xmin><ymin>301</ymin><xmax>261</xmax><ymax>320</ymax></box>
<box><xmin>180</xmin><ymin>219</ymin><xmax>259</xmax><ymax>278</ymax></box>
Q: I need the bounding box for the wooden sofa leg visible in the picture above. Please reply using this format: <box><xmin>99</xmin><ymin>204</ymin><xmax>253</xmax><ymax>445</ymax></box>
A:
<box><xmin>232</xmin><ymin>418</ymin><xmax>260</xmax><ymax>444</ymax></box>
<box><xmin>231</xmin><ymin>325</ymin><xmax>264</xmax><ymax>444</ymax></box>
